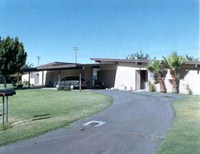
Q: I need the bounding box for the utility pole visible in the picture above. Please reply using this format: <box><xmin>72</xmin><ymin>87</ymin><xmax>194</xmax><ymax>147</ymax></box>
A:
<box><xmin>36</xmin><ymin>56</ymin><xmax>41</xmax><ymax>66</ymax></box>
<box><xmin>73</xmin><ymin>47</ymin><xmax>78</xmax><ymax>64</ymax></box>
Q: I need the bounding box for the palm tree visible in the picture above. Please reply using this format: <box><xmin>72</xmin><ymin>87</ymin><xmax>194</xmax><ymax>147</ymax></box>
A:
<box><xmin>163</xmin><ymin>52</ymin><xmax>185</xmax><ymax>94</ymax></box>
<box><xmin>148</xmin><ymin>60</ymin><xmax>167</xmax><ymax>93</ymax></box>
<box><xmin>185</xmin><ymin>54</ymin><xmax>199</xmax><ymax>61</ymax></box>
<box><xmin>127</xmin><ymin>50</ymin><xmax>151</xmax><ymax>60</ymax></box>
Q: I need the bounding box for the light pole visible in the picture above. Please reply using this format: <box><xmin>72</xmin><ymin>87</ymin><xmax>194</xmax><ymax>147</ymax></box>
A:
<box><xmin>73</xmin><ymin>47</ymin><xmax>78</xmax><ymax>64</ymax></box>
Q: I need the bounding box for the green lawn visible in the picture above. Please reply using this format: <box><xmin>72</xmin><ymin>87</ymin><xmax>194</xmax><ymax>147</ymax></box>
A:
<box><xmin>0</xmin><ymin>84</ymin><xmax>14</xmax><ymax>89</ymax></box>
<box><xmin>157</xmin><ymin>95</ymin><xmax>200</xmax><ymax>154</ymax></box>
<box><xmin>0</xmin><ymin>89</ymin><xmax>112</xmax><ymax>146</ymax></box>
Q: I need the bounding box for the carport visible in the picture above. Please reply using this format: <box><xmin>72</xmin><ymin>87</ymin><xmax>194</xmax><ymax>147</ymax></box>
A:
<box><xmin>22</xmin><ymin>62</ymin><xmax>103</xmax><ymax>90</ymax></box>
<box><xmin>22</xmin><ymin>62</ymin><xmax>85</xmax><ymax>90</ymax></box>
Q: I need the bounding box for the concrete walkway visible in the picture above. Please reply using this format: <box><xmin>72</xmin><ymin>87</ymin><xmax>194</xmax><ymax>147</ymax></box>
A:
<box><xmin>0</xmin><ymin>90</ymin><xmax>181</xmax><ymax>154</ymax></box>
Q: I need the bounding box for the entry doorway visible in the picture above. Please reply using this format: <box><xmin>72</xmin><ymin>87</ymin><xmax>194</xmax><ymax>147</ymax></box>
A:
<box><xmin>135</xmin><ymin>70</ymin><xmax>148</xmax><ymax>90</ymax></box>
<box><xmin>92</xmin><ymin>68</ymin><xmax>100</xmax><ymax>86</ymax></box>
<box><xmin>140</xmin><ymin>70</ymin><xmax>148</xmax><ymax>89</ymax></box>
<box><xmin>35</xmin><ymin>73</ymin><xmax>39</xmax><ymax>86</ymax></box>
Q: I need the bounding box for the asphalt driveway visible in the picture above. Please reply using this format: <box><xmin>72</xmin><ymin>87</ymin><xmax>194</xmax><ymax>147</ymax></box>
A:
<box><xmin>0</xmin><ymin>90</ymin><xmax>181</xmax><ymax>154</ymax></box>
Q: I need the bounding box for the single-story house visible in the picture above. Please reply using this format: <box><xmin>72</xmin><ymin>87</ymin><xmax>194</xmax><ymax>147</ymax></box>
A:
<box><xmin>22</xmin><ymin>58</ymin><xmax>200</xmax><ymax>94</ymax></box>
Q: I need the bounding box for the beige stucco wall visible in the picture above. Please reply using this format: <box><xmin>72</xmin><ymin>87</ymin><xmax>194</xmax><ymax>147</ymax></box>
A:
<box><xmin>22</xmin><ymin>73</ymin><xmax>34</xmax><ymax>85</ymax></box>
<box><xmin>114</xmin><ymin>63</ymin><xmax>200</xmax><ymax>94</ymax></box>
<box><xmin>114</xmin><ymin>63</ymin><xmax>149</xmax><ymax>90</ymax></box>
<box><xmin>156</xmin><ymin>68</ymin><xmax>200</xmax><ymax>94</ymax></box>
<box><xmin>179</xmin><ymin>69</ymin><xmax>200</xmax><ymax>94</ymax></box>
<box><xmin>22</xmin><ymin>71</ymin><xmax>47</xmax><ymax>86</ymax></box>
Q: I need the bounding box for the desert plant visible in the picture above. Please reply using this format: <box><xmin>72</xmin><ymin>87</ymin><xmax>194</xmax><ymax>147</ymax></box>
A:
<box><xmin>148</xmin><ymin>60</ymin><xmax>167</xmax><ymax>93</ymax></box>
<box><xmin>163</xmin><ymin>52</ymin><xmax>185</xmax><ymax>94</ymax></box>
<box><xmin>148</xmin><ymin>81</ymin><xmax>156</xmax><ymax>92</ymax></box>
<box><xmin>186</xmin><ymin>84</ymin><xmax>193</xmax><ymax>95</ymax></box>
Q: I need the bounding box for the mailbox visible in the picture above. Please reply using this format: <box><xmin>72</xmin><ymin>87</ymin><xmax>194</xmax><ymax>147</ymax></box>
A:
<box><xmin>0</xmin><ymin>89</ymin><xmax>16</xmax><ymax>127</ymax></box>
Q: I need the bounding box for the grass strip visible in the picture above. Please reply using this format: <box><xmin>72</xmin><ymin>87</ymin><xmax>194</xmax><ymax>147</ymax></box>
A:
<box><xmin>157</xmin><ymin>95</ymin><xmax>200</xmax><ymax>154</ymax></box>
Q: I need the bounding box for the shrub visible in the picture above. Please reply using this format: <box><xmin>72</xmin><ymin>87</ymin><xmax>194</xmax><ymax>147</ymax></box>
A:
<box><xmin>63</xmin><ymin>86</ymin><xmax>71</xmax><ymax>91</ymax></box>
<box><xmin>186</xmin><ymin>84</ymin><xmax>193</xmax><ymax>95</ymax></box>
<box><xmin>23</xmin><ymin>81</ymin><xmax>29</xmax><ymax>86</ymax></box>
<box><xmin>57</xmin><ymin>87</ymin><xmax>63</xmax><ymax>91</ymax></box>
<box><xmin>57</xmin><ymin>86</ymin><xmax>71</xmax><ymax>91</ymax></box>
<box><xmin>17</xmin><ymin>84</ymin><xmax>23</xmax><ymax>88</ymax></box>
<box><xmin>148</xmin><ymin>81</ymin><xmax>156</xmax><ymax>92</ymax></box>
<box><xmin>12</xmin><ymin>83</ymin><xmax>16</xmax><ymax>86</ymax></box>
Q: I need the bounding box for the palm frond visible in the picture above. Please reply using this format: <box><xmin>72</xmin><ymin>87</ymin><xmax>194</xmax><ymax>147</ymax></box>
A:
<box><xmin>147</xmin><ymin>60</ymin><xmax>161</xmax><ymax>73</ymax></box>
<box><xmin>163</xmin><ymin>52</ymin><xmax>185</xmax><ymax>71</ymax></box>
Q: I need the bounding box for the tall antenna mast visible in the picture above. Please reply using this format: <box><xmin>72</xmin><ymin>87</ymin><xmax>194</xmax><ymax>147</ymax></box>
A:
<box><xmin>73</xmin><ymin>47</ymin><xmax>78</xmax><ymax>64</ymax></box>
<box><xmin>36</xmin><ymin>56</ymin><xmax>40</xmax><ymax>66</ymax></box>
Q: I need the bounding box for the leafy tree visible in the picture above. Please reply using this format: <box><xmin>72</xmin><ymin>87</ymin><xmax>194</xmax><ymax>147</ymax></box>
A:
<box><xmin>163</xmin><ymin>52</ymin><xmax>185</xmax><ymax>94</ymax></box>
<box><xmin>0</xmin><ymin>36</ymin><xmax>27</xmax><ymax>88</ymax></box>
<box><xmin>127</xmin><ymin>50</ymin><xmax>151</xmax><ymax>60</ymax></box>
<box><xmin>148</xmin><ymin>60</ymin><xmax>167</xmax><ymax>93</ymax></box>
<box><xmin>21</xmin><ymin>63</ymin><xmax>34</xmax><ymax>69</ymax></box>
<box><xmin>185</xmin><ymin>54</ymin><xmax>199</xmax><ymax>61</ymax></box>
<box><xmin>15</xmin><ymin>63</ymin><xmax>34</xmax><ymax>85</ymax></box>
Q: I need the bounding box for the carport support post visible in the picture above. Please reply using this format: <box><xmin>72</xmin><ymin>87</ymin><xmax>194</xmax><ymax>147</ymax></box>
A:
<box><xmin>58</xmin><ymin>70</ymin><xmax>61</xmax><ymax>82</ymax></box>
<box><xmin>6</xmin><ymin>96</ymin><xmax>8</xmax><ymax>123</ymax></box>
<box><xmin>2</xmin><ymin>96</ymin><xmax>4</xmax><ymax>127</ymax></box>
<box><xmin>79</xmin><ymin>72</ymin><xmax>82</xmax><ymax>91</ymax></box>
<box><xmin>42</xmin><ymin>71</ymin><xmax>44</xmax><ymax>86</ymax></box>
<box><xmin>28</xmin><ymin>71</ymin><xmax>31</xmax><ymax>88</ymax></box>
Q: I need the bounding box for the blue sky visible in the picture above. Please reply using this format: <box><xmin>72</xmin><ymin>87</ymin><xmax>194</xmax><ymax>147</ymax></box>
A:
<box><xmin>0</xmin><ymin>0</ymin><xmax>199</xmax><ymax>66</ymax></box>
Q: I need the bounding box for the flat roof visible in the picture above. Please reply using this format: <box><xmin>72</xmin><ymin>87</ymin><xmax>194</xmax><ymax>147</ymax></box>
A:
<box><xmin>90</xmin><ymin>58</ymin><xmax>151</xmax><ymax>64</ymax></box>
<box><xmin>22</xmin><ymin>62</ymin><xmax>103</xmax><ymax>72</ymax></box>
<box><xmin>91</xmin><ymin>58</ymin><xmax>200</xmax><ymax>66</ymax></box>
<box><xmin>22</xmin><ymin>58</ymin><xmax>200</xmax><ymax>72</ymax></box>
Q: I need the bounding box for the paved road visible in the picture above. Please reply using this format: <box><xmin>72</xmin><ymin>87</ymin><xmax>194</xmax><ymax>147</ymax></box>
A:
<box><xmin>0</xmin><ymin>90</ymin><xmax>181</xmax><ymax>154</ymax></box>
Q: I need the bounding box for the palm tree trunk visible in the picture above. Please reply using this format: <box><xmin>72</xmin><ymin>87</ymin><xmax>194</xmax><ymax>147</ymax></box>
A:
<box><xmin>171</xmin><ymin>78</ymin><xmax>179</xmax><ymax>94</ymax></box>
<box><xmin>170</xmin><ymin>70</ymin><xmax>179</xmax><ymax>94</ymax></box>
<box><xmin>157</xmin><ymin>74</ymin><xmax>167</xmax><ymax>93</ymax></box>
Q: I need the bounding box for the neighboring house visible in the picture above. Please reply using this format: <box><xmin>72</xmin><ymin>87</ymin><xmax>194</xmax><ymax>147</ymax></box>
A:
<box><xmin>22</xmin><ymin>58</ymin><xmax>200</xmax><ymax>94</ymax></box>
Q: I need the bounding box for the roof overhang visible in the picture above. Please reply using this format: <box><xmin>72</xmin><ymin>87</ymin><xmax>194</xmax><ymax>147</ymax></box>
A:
<box><xmin>185</xmin><ymin>61</ymin><xmax>200</xmax><ymax>68</ymax></box>
<box><xmin>90</xmin><ymin>58</ymin><xmax>151</xmax><ymax>65</ymax></box>
<box><xmin>22</xmin><ymin>62</ymin><xmax>84</xmax><ymax>72</ymax></box>
<box><xmin>37</xmin><ymin>64</ymin><xmax>83</xmax><ymax>71</ymax></box>
<box><xmin>91</xmin><ymin>58</ymin><xmax>200</xmax><ymax>67</ymax></box>
<box><xmin>21</xmin><ymin>62</ymin><xmax>103</xmax><ymax>72</ymax></box>
<box><xmin>21</xmin><ymin>59</ymin><xmax>200</xmax><ymax>73</ymax></box>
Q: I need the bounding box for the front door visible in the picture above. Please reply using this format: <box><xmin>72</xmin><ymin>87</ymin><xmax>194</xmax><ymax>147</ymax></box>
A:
<box><xmin>140</xmin><ymin>70</ymin><xmax>148</xmax><ymax>89</ymax></box>
<box><xmin>135</xmin><ymin>70</ymin><xmax>148</xmax><ymax>90</ymax></box>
